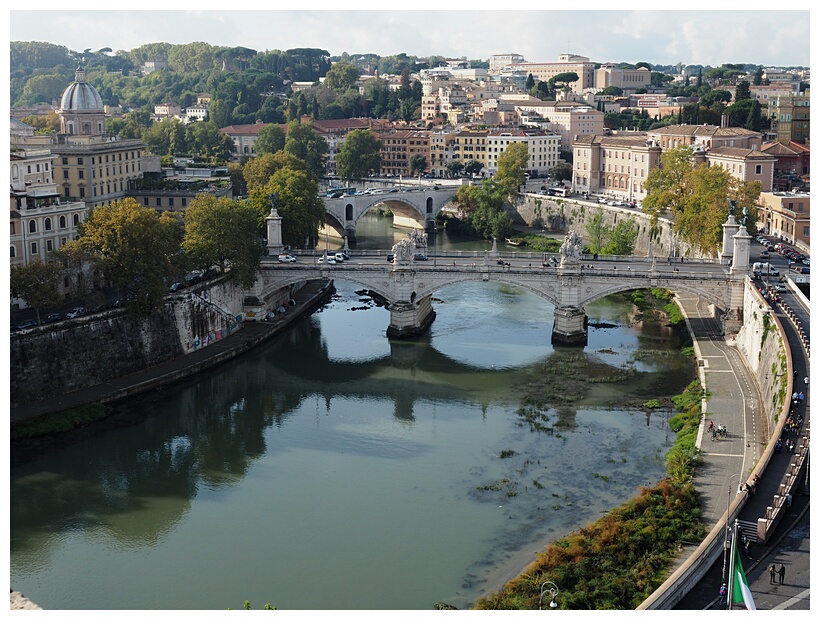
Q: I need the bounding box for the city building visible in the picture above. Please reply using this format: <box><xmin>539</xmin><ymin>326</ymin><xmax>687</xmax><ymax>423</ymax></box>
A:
<box><xmin>646</xmin><ymin>124</ymin><xmax>764</xmax><ymax>151</ymax></box>
<box><xmin>514</xmin><ymin>101</ymin><xmax>604</xmax><ymax>152</ymax></box>
<box><xmin>10</xmin><ymin>149</ymin><xmax>88</xmax><ymax>303</ymax></box>
<box><xmin>757</xmin><ymin>190</ymin><xmax>810</xmax><ymax>248</ymax></box>
<box><xmin>694</xmin><ymin>147</ymin><xmax>776</xmax><ymax>192</ymax></box>
<box><xmin>571</xmin><ymin>133</ymin><xmax>661</xmax><ymax>201</ymax></box>
<box><xmin>485</xmin><ymin>129</ymin><xmax>560</xmax><ymax>177</ymax></box>
<box><xmin>760</xmin><ymin>140</ymin><xmax>810</xmax><ymax>185</ymax></box>
<box><xmin>768</xmin><ymin>91</ymin><xmax>810</xmax><ymax>144</ymax></box>
<box><xmin>509</xmin><ymin>54</ymin><xmax>597</xmax><ymax>94</ymax></box>
<box><xmin>374</xmin><ymin>129</ymin><xmax>430</xmax><ymax>177</ymax></box>
<box><xmin>595</xmin><ymin>64</ymin><xmax>652</xmax><ymax>92</ymax></box>
<box><xmin>58</xmin><ymin>65</ymin><xmax>106</xmax><ymax>136</ymax></box>
<box><xmin>489</xmin><ymin>53</ymin><xmax>526</xmax><ymax>73</ymax></box>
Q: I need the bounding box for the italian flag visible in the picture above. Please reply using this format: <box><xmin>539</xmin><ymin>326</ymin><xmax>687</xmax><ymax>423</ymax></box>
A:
<box><xmin>731</xmin><ymin>543</ymin><xmax>757</xmax><ymax>610</ymax></box>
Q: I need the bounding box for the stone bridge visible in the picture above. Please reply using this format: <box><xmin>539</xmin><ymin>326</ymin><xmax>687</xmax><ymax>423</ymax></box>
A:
<box><xmin>321</xmin><ymin>188</ymin><xmax>458</xmax><ymax>239</ymax></box>
<box><xmin>253</xmin><ymin>216</ymin><xmax>754</xmax><ymax>345</ymax></box>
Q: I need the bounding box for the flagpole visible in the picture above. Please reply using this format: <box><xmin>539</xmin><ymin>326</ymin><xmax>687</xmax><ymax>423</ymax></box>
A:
<box><xmin>726</xmin><ymin>519</ymin><xmax>737</xmax><ymax>609</ymax></box>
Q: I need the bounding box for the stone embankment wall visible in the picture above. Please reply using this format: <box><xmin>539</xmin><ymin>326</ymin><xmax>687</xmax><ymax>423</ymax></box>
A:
<box><xmin>513</xmin><ymin>194</ymin><xmax>710</xmax><ymax>259</ymax></box>
<box><xmin>10</xmin><ymin>278</ymin><xmax>246</xmax><ymax>408</ymax></box>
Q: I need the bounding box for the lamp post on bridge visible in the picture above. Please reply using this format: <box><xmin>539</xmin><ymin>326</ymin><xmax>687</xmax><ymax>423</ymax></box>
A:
<box><xmin>721</xmin><ymin>473</ymin><xmax>742</xmax><ymax>592</ymax></box>
<box><xmin>539</xmin><ymin>581</ymin><xmax>559</xmax><ymax>609</ymax></box>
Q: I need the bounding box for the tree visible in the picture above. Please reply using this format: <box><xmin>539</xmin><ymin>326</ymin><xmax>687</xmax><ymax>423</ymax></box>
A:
<box><xmin>642</xmin><ymin>146</ymin><xmax>695</xmax><ymax>221</ymax></box>
<box><xmin>464</xmin><ymin>159</ymin><xmax>483</xmax><ymax>177</ymax></box>
<box><xmin>548</xmin><ymin>71</ymin><xmax>579</xmax><ymax>94</ymax></box>
<box><xmin>410</xmin><ymin>154</ymin><xmax>428</xmax><ymax>177</ymax></box>
<box><xmin>249</xmin><ymin>168</ymin><xmax>326</xmax><ymax>248</ymax></box>
<box><xmin>66</xmin><ymin>198</ymin><xmax>184</xmax><ymax>317</ymax></box>
<box><xmin>182</xmin><ymin>195</ymin><xmax>262</xmax><ymax>288</ymax></box>
<box><xmin>551</xmin><ymin>161</ymin><xmax>573</xmax><ymax>184</ymax></box>
<box><xmin>254</xmin><ymin>124</ymin><xmax>286</xmax><ymax>156</ymax></box>
<box><xmin>336</xmin><ymin>129</ymin><xmax>381</xmax><ymax>181</ymax></box>
<box><xmin>585</xmin><ymin>210</ymin><xmax>608</xmax><ymax>255</ymax></box>
<box><xmin>10</xmin><ymin>261</ymin><xmax>63</xmax><ymax>324</ymax></box>
<box><xmin>495</xmin><ymin>143</ymin><xmax>529</xmax><ymax>198</ymax></box>
<box><xmin>323</xmin><ymin>61</ymin><xmax>360</xmax><ymax>91</ymax></box>
<box><xmin>603</xmin><ymin>219</ymin><xmax>638</xmax><ymax>256</ymax></box>
<box><xmin>284</xmin><ymin>120</ymin><xmax>327</xmax><ymax>179</ymax></box>
<box><xmin>447</xmin><ymin>161</ymin><xmax>464</xmax><ymax>178</ymax></box>
<box><xmin>745</xmin><ymin>99</ymin><xmax>763</xmax><ymax>131</ymax></box>
<box><xmin>752</xmin><ymin>66</ymin><xmax>764</xmax><ymax>86</ymax></box>
<box><xmin>599</xmin><ymin>86</ymin><xmax>624</xmax><ymax>97</ymax></box>
<box><xmin>243</xmin><ymin>151</ymin><xmax>308</xmax><ymax>192</ymax></box>
<box><xmin>186</xmin><ymin>120</ymin><xmax>234</xmax><ymax>161</ymax></box>
<box><xmin>525</xmin><ymin>73</ymin><xmax>535</xmax><ymax>90</ymax></box>
<box><xmin>452</xmin><ymin>180</ymin><xmax>512</xmax><ymax>240</ymax></box>
<box><xmin>735</xmin><ymin>80</ymin><xmax>752</xmax><ymax>102</ymax></box>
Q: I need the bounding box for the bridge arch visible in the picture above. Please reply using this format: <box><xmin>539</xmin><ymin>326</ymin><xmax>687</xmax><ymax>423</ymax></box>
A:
<box><xmin>579</xmin><ymin>280</ymin><xmax>729</xmax><ymax>312</ymax></box>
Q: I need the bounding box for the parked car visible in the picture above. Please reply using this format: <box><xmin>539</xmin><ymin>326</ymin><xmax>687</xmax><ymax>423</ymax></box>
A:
<box><xmin>45</xmin><ymin>313</ymin><xmax>62</xmax><ymax>323</ymax></box>
<box><xmin>414</xmin><ymin>254</ymin><xmax>429</xmax><ymax>261</ymax></box>
<box><xmin>598</xmin><ymin>197</ymin><xmax>608</xmax><ymax>204</ymax></box>
<box><xmin>169</xmin><ymin>282</ymin><xmax>185</xmax><ymax>293</ymax></box>
<box><xmin>334</xmin><ymin>252</ymin><xmax>347</xmax><ymax>262</ymax></box>
<box><xmin>774</xmin><ymin>283</ymin><xmax>787</xmax><ymax>292</ymax></box>
<box><xmin>278</xmin><ymin>254</ymin><xmax>297</xmax><ymax>262</ymax></box>
<box><xmin>802</xmin><ymin>258</ymin><xmax>810</xmax><ymax>266</ymax></box>
<box><xmin>318</xmin><ymin>255</ymin><xmax>336</xmax><ymax>264</ymax></box>
<box><xmin>66</xmin><ymin>307</ymin><xmax>86</xmax><ymax>318</ymax></box>
<box><xmin>16</xmin><ymin>319</ymin><xmax>38</xmax><ymax>330</ymax></box>
<box><xmin>760</xmin><ymin>250</ymin><xmax>770</xmax><ymax>258</ymax></box>
<box><xmin>386</xmin><ymin>254</ymin><xmax>394</xmax><ymax>263</ymax></box>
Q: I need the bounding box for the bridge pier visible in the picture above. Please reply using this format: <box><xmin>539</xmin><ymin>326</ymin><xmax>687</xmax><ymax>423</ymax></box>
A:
<box><xmin>386</xmin><ymin>295</ymin><xmax>436</xmax><ymax>339</ymax></box>
<box><xmin>551</xmin><ymin>306</ymin><xmax>588</xmax><ymax>347</ymax></box>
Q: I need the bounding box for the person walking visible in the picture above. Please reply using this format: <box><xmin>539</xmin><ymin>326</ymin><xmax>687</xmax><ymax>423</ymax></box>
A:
<box><xmin>778</xmin><ymin>563</ymin><xmax>786</xmax><ymax>585</ymax></box>
<box><xmin>770</xmin><ymin>564</ymin><xmax>777</xmax><ymax>584</ymax></box>
<box><xmin>719</xmin><ymin>583</ymin><xmax>727</xmax><ymax>606</ymax></box>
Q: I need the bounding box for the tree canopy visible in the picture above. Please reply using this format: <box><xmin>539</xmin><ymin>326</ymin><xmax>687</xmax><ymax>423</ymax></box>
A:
<box><xmin>336</xmin><ymin>129</ymin><xmax>382</xmax><ymax>180</ymax></box>
<box><xmin>494</xmin><ymin>143</ymin><xmax>529</xmax><ymax>198</ymax></box>
<box><xmin>254</xmin><ymin>123</ymin><xmax>286</xmax><ymax>156</ymax></box>
<box><xmin>642</xmin><ymin>146</ymin><xmax>761</xmax><ymax>255</ymax></box>
<box><xmin>182</xmin><ymin>195</ymin><xmax>262</xmax><ymax>288</ymax></box>
<box><xmin>11</xmin><ymin>261</ymin><xmax>63</xmax><ymax>324</ymax></box>
<box><xmin>65</xmin><ymin>198</ymin><xmax>184</xmax><ymax>317</ymax></box>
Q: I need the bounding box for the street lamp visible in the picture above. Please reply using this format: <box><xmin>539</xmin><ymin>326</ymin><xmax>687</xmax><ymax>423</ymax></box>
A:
<box><xmin>721</xmin><ymin>474</ymin><xmax>742</xmax><ymax>589</ymax></box>
<box><xmin>539</xmin><ymin>581</ymin><xmax>559</xmax><ymax>609</ymax></box>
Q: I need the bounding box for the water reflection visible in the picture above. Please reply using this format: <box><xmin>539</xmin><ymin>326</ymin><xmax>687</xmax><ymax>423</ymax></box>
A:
<box><xmin>10</xmin><ymin>278</ymin><xmax>694</xmax><ymax>610</ymax></box>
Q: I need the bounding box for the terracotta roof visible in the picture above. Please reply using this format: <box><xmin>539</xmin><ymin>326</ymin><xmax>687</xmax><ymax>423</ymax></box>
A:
<box><xmin>761</xmin><ymin>141</ymin><xmax>810</xmax><ymax>156</ymax></box>
<box><xmin>706</xmin><ymin>146</ymin><xmax>775</xmax><ymax>159</ymax></box>
<box><xmin>650</xmin><ymin>124</ymin><xmax>761</xmax><ymax>138</ymax></box>
<box><xmin>573</xmin><ymin>133</ymin><xmax>653</xmax><ymax>147</ymax></box>
<box><xmin>219</xmin><ymin>122</ymin><xmax>272</xmax><ymax>136</ymax></box>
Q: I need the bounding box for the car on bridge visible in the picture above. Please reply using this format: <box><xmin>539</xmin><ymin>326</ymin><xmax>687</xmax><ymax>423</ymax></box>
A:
<box><xmin>278</xmin><ymin>254</ymin><xmax>297</xmax><ymax>262</ymax></box>
<box><xmin>318</xmin><ymin>255</ymin><xmax>336</xmax><ymax>264</ymax></box>
<box><xmin>66</xmin><ymin>307</ymin><xmax>86</xmax><ymax>319</ymax></box>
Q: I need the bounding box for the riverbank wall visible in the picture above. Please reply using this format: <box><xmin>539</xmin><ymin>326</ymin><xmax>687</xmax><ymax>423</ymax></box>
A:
<box><xmin>513</xmin><ymin>194</ymin><xmax>709</xmax><ymax>259</ymax></box>
<box><xmin>10</xmin><ymin>278</ymin><xmax>332</xmax><ymax>415</ymax></box>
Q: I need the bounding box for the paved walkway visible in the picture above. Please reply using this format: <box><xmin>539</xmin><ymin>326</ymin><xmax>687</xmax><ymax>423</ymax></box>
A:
<box><xmin>11</xmin><ymin>280</ymin><xmax>333</xmax><ymax>424</ymax></box>
<box><xmin>670</xmin><ymin>291</ymin><xmax>810</xmax><ymax>609</ymax></box>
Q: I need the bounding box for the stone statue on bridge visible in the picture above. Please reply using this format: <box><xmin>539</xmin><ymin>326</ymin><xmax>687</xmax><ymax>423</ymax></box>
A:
<box><xmin>392</xmin><ymin>238</ymin><xmax>415</xmax><ymax>262</ymax></box>
<box><xmin>407</xmin><ymin>229</ymin><xmax>428</xmax><ymax>250</ymax></box>
<box><xmin>559</xmin><ymin>230</ymin><xmax>584</xmax><ymax>267</ymax></box>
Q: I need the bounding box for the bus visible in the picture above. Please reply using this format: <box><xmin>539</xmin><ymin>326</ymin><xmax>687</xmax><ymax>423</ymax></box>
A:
<box><xmin>547</xmin><ymin>187</ymin><xmax>569</xmax><ymax>197</ymax></box>
<box><xmin>326</xmin><ymin>187</ymin><xmax>356</xmax><ymax>198</ymax></box>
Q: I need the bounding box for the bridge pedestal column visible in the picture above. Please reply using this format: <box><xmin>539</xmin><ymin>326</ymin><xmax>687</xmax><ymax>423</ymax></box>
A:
<box><xmin>551</xmin><ymin>306</ymin><xmax>588</xmax><ymax>347</ymax></box>
<box><xmin>386</xmin><ymin>294</ymin><xmax>436</xmax><ymax>339</ymax></box>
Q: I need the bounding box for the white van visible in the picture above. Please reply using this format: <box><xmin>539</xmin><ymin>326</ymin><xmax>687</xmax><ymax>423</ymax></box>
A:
<box><xmin>334</xmin><ymin>252</ymin><xmax>346</xmax><ymax>262</ymax></box>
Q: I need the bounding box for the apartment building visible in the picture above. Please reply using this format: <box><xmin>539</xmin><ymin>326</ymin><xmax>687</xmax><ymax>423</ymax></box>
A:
<box><xmin>375</xmin><ymin>129</ymin><xmax>430</xmax><ymax>177</ymax></box>
<box><xmin>10</xmin><ymin>149</ymin><xmax>87</xmax><ymax>280</ymax></box>
<box><xmin>429</xmin><ymin>130</ymin><xmax>458</xmax><ymax>178</ymax></box>
<box><xmin>484</xmin><ymin>130</ymin><xmax>559</xmax><ymax>177</ymax></box>
<box><xmin>758</xmin><ymin>190</ymin><xmax>810</xmax><ymax>247</ymax></box>
<box><xmin>519</xmin><ymin>102</ymin><xmax>604</xmax><ymax>152</ymax></box>
<box><xmin>769</xmin><ymin>91</ymin><xmax>810</xmax><ymax>144</ymax></box>
<box><xmin>509</xmin><ymin>54</ymin><xmax>596</xmax><ymax>94</ymax></box>
<box><xmin>749</xmin><ymin>83</ymin><xmax>797</xmax><ymax>104</ymax></box>
<box><xmin>571</xmin><ymin>133</ymin><xmax>661</xmax><ymax>201</ymax></box>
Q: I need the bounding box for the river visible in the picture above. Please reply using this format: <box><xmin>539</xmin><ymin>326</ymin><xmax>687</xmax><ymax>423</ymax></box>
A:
<box><xmin>10</xmin><ymin>214</ymin><xmax>695</xmax><ymax>610</ymax></box>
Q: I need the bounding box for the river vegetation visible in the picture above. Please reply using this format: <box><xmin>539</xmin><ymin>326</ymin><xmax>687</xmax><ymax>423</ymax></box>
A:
<box><xmin>473</xmin><ymin>289</ymin><xmax>706</xmax><ymax>610</ymax></box>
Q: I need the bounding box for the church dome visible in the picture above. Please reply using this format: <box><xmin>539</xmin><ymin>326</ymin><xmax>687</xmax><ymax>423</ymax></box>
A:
<box><xmin>60</xmin><ymin>65</ymin><xmax>103</xmax><ymax>111</ymax></box>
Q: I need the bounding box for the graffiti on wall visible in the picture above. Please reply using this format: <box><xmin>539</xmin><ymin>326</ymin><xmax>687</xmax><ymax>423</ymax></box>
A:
<box><xmin>189</xmin><ymin>322</ymin><xmax>241</xmax><ymax>352</ymax></box>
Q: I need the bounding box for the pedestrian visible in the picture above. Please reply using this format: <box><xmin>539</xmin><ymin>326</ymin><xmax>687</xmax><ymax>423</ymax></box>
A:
<box><xmin>778</xmin><ymin>563</ymin><xmax>786</xmax><ymax>584</ymax></box>
<box><xmin>719</xmin><ymin>583</ymin><xmax>727</xmax><ymax>605</ymax></box>
<box><xmin>770</xmin><ymin>564</ymin><xmax>777</xmax><ymax>584</ymax></box>
<box><xmin>744</xmin><ymin>537</ymin><xmax>751</xmax><ymax>558</ymax></box>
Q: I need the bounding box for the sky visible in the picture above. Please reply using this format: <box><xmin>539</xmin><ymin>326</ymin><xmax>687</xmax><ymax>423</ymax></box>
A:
<box><xmin>8</xmin><ymin>5</ymin><xmax>814</xmax><ymax>69</ymax></box>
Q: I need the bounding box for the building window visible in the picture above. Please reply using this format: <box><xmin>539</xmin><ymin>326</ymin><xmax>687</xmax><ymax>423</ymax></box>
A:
<box><xmin>29</xmin><ymin>220</ymin><xmax>37</xmax><ymax>233</ymax></box>
<box><xmin>10</xmin><ymin>246</ymin><xmax>16</xmax><ymax>258</ymax></box>
<box><xmin>169</xmin><ymin>198</ymin><xmax>175</xmax><ymax>207</ymax></box>
<box><xmin>60</xmin><ymin>216</ymin><xmax>67</xmax><ymax>228</ymax></box>
<box><xmin>755</xmin><ymin>164</ymin><xmax>762</xmax><ymax>174</ymax></box>
<box><xmin>79</xmin><ymin>188</ymin><xmax>85</xmax><ymax>198</ymax></box>
<box><xmin>77</xmin><ymin>157</ymin><xmax>83</xmax><ymax>165</ymax></box>
<box><xmin>182</xmin><ymin>198</ymin><xmax>187</xmax><ymax>207</ymax></box>
<box><xmin>803</xmin><ymin>226</ymin><xmax>809</xmax><ymax>236</ymax></box>
<box><xmin>31</xmin><ymin>242</ymin><xmax>38</xmax><ymax>255</ymax></box>
<box><xmin>156</xmin><ymin>198</ymin><xmax>162</xmax><ymax>207</ymax></box>
<box><xmin>45</xmin><ymin>218</ymin><xmax>52</xmax><ymax>231</ymax></box>
<box><xmin>47</xmin><ymin>239</ymin><xmax>53</xmax><ymax>252</ymax></box>
<box><xmin>78</xmin><ymin>170</ymin><xmax>84</xmax><ymax>179</ymax></box>
<box><xmin>73</xmin><ymin>214</ymin><xmax>80</xmax><ymax>226</ymax></box>
<box><xmin>62</xmin><ymin>157</ymin><xmax>68</xmax><ymax>165</ymax></box>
